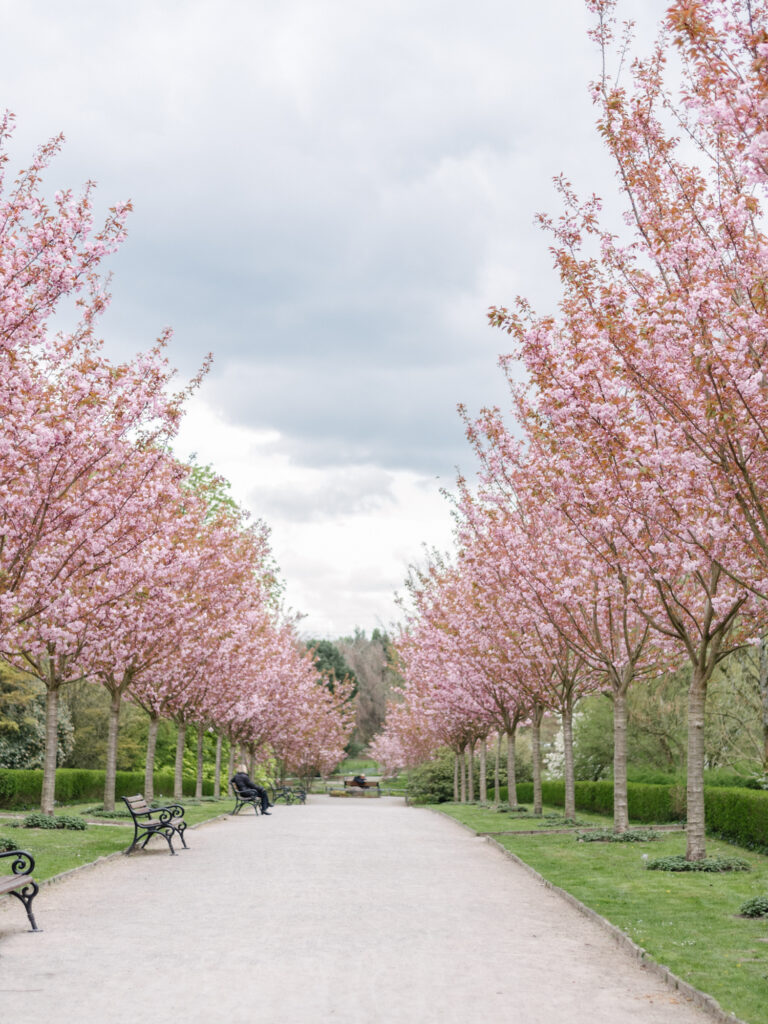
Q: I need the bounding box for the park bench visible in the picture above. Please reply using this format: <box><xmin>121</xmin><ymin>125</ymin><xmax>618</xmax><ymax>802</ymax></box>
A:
<box><xmin>230</xmin><ymin>781</ymin><xmax>261</xmax><ymax>815</ymax></box>
<box><xmin>271</xmin><ymin>784</ymin><xmax>306</xmax><ymax>805</ymax></box>
<box><xmin>0</xmin><ymin>848</ymin><xmax>40</xmax><ymax>931</ymax></box>
<box><xmin>122</xmin><ymin>795</ymin><xmax>188</xmax><ymax>855</ymax></box>
<box><xmin>343</xmin><ymin>777</ymin><xmax>381</xmax><ymax>795</ymax></box>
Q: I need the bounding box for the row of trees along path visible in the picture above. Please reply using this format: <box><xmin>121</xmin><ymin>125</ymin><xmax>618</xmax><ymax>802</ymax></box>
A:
<box><xmin>0</xmin><ymin>114</ymin><xmax>354</xmax><ymax>813</ymax></box>
<box><xmin>372</xmin><ymin>0</ymin><xmax>768</xmax><ymax>862</ymax></box>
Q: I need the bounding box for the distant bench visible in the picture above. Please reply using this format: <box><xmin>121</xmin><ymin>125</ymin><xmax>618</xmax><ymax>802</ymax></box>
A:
<box><xmin>0</xmin><ymin>849</ymin><xmax>40</xmax><ymax>931</ymax></box>
<box><xmin>122</xmin><ymin>795</ymin><xmax>188</xmax><ymax>855</ymax></box>
<box><xmin>343</xmin><ymin>778</ymin><xmax>381</xmax><ymax>795</ymax></box>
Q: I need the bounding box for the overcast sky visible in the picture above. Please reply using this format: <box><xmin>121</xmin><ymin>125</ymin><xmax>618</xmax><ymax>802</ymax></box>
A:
<box><xmin>1</xmin><ymin>0</ymin><xmax>670</xmax><ymax>638</ymax></box>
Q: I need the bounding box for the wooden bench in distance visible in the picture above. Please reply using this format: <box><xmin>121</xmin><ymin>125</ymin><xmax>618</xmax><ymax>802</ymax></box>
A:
<box><xmin>122</xmin><ymin>795</ymin><xmax>188</xmax><ymax>855</ymax></box>
<box><xmin>342</xmin><ymin>777</ymin><xmax>381</xmax><ymax>796</ymax></box>
<box><xmin>0</xmin><ymin>849</ymin><xmax>40</xmax><ymax>931</ymax></box>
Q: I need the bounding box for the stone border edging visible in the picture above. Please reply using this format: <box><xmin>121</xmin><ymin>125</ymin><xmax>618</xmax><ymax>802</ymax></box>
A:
<box><xmin>426</xmin><ymin>808</ymin><xmax>747</xmax><ymax>1024</ymax></box>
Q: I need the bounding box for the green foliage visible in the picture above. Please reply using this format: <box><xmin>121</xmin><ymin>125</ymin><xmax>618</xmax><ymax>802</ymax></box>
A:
<box><xmin>705</xmin><ymin>786</ymin><xmax>768</xmax><ymax>851</ymax></box>
<box><xmin>515</xmin><ymin>780</ymin><xmax>685</xmax><ymax>822</ymax></box>
<box><xmin>307</xmin><ymin>639</ymin><xmax>358</xmax><ymax>700</ymax></box>
<box><xmin>0</xmin><ymin>664</ymin><xmax>73</xmax><ymax>769</ymax></box>
<box><xmin>572</xmin><ymin>695</ymin><xmax>614</xmax><ymax>780</ymax></box>
<box><xmin>646</xmin><ymin>854</ymin><xmax>750</xmax><ymax>872</ymax></box>
<box><xmin>576</xmin><ymin>828</ymin><xmax>661</xmax><ymax>843</ymax></box>
<box><xmin>738</xmin><ymin>894</ymin><xmax>768</xmax><ymax>917</ymax></box>
<box><xmin>0</xmin><ymin>768</ymin><xmax>213</xmax><ymax>809</ymax></box>
<box><xmin>0</xmin><ymin>836</ymin><xmax>19</xmax><ymax>851</ymax></box>
<box><xmin>23</xmin><ymin>812</ymin><xmax>87</xmax><ymax>830</ymax></box>
<box><xmin>406</xmin><ymin>749</ymin><xmax>455</xmax><ymax>804</ymax></box>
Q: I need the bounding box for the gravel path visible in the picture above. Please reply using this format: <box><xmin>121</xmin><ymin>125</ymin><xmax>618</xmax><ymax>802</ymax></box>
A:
<box><xmin>0</xmin><ymin>797</ymin><xmax>715</xmax><ymax>1024</ymax></box>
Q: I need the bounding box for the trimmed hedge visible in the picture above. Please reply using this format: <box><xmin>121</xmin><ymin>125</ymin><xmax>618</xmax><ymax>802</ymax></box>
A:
<box><xmin>511</xmin><ymin>780</ymin><xmax>683</xmax><ymax>822</ymax></box>
<box><xmin>705</xmin><ymin>786</ymin><xmax>768</xmax><ymax>852</ymax></box>
<box><xmin>0</xmin><ymin>769</ymin><xmax>214</xmax><ymax>809</ymax></box>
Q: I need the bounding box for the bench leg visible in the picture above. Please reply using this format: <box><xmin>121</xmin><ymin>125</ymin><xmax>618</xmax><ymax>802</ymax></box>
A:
<box><xmin>10</xmin><ymin>881</ymin><xmax>40</xmax><ymax>932</ymax></box>
<box><xmin>176</xmin><ymin>824</ymin><xmax>188</xmax><ymax>850</ymax></box>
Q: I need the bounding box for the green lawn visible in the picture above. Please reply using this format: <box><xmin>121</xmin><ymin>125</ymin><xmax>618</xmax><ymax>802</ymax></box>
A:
<box><xmin>437</xmin><ymin>802</ymin><xmax>768</xmax><ymax>1024</ymax></box>
<box><xmin>0</xmin><ymin>796</ymin><xmax>234</xmax><ymax>882</ymax></box>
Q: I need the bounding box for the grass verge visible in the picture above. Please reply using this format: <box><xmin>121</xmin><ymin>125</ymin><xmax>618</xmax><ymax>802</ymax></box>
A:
<box><xmin>0</xmin><ymin>796</ymin><xmax>235</xmax><ymax>882</ymax></box>
<box><xmin>436</xmin><ymin>802</ymin><xmax>768</xmax><ymax>1024</ymax></box>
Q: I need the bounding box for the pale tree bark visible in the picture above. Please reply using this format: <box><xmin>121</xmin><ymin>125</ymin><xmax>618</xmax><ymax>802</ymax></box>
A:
<box><xmin>613</xmin><ymin>687</ymin><xmax>629</xmax><ymax>833</ymax></box>
<box><xmin>467</xmin><ymin>741</ymin><xmax>475</xmax><ymax>802</ymax></box>
<box><xmin>41</xmin><ymin>685</ymin><xmax>60</xmax><ymax>816</ymax></box>
<box><xmin>562</xmin><ymin>694</ymin><xmax>576</xmax><ymax>820</ymax></box>
<box><xmin>531</xmin><ymin>702</ymin><xmax>544</xmax><ymax>816</ymax></box>
<box><xmin>760</xmin><ymin>638</ymin><xmax>768</xmax><ymax>772</ymax></box>
<box><xmin>144</xmin><ymin>713</ymin><xmax>159</xmax><ymax>803</ymax></box>
<box><xmin>103</xmin><ymin>689</ymin><xmax>122</xmax><ymax>812</ymax></box>
<box><xmin>479</xmin><ymin>737</ymin><xmax>487</xmax><ymax>803</ymax></box>
<box><xmin>249</xmin><ymin>748</ymin><xmax>256</xmax><ymax>781</ymax></box>
<box><xmin>453</xmin><ymin>752</ymin><xmax>459</xmax><ymax>802</ymax></box>
<box><xmin>460</xmin><ymin>749</ymin><xmax>467</xmax><ymax>803</ymax></box>
<box><xmin>227</xmin><ymin>740</ymin><xmax>236</xmax><ymax>784</ymax></box>
<box><xmin>686</xmin><ymin>666</ymin><xmax>709</xmax><ymax>861</ymax></box>
<box><xmin>174</xmin><ymin>722</ymin><xmax>186</xmax><ymax>800</ymax></box>
<box><xmin>214</xmin><ymin>734</ymin><xmax>223</xmax><ymax>799</ymax></box>
<box><xmin>507</xmin><ymin>727</ymin><xmax>518</xmax><ymax>808</ymax></box>
<box><xmin>493</xmin><ymin>733</ymin><xmax>501</xmax><ymax>806</ymax></box>
<box><xmin>195</xmin><ymin>725</ymin><xmax>205</xmax><ymax>799</ymax></box>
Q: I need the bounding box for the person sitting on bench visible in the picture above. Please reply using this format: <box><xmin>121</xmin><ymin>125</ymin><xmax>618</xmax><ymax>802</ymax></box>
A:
<box><xmin>352</xmin><ymin>774</ymin><xmax>367</xmax><ymax>788</ymax></box>
<box><xmin>231</xmin><ymin>765</ymin><xmax>272</xmax><ymax>814</ymax></box>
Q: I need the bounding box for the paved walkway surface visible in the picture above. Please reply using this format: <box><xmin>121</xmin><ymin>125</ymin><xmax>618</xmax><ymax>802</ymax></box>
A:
<box><xmin>0</xmin><ymin>797</ymin><xmax>715</xmax><ymax>1024</ymax></box>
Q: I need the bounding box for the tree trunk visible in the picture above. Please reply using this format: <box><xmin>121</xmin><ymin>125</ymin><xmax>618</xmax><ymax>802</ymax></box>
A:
<box><xmin>195</xmin><ymin>725</ymin><xmax>204</xmax><ymax>799</ymax></box>
<box><xmin>174</xmin><ymin>722</ymin><xmax>186</xmax><ymax>801</ymax></box>
<box><xmin>531</xmin><ymin>703</ymin><xmax>544</xmax><ymax>816</ymax></box>
<box><xmin>506</xmin><ymin>727</ymin><xmax>518</xmax><ymax>808</ymax></box>
<box><xmin>214</xmin><ymin>734</ymin><xmax>223</xmax><ymax>799</ymax></box>
<box><xmin>249</xmin><ymin>749</ymin><xmax>256</xmax><ymax>780</ymax></box>
<box><xmin>467</xmin><ymin>741</ymin><xmax>475</xmax><ymax>802</ymax></box>
<box><xmin>453</xmin><ymin>752</ymin><xmax>459</xmax><ymax>802</ymax></box>
<box><xmin>460</xmin><ymin>748</ymin><xmax>467</xmax><ymax>803</ymax></box>
<box><xmin>562</xmin><ymin>697</ymin><xmax>576</xmax><ymax>820</ymax></box>
<box><xmin>103</xmin><ymin>688</ymin><xmax>122</xmax><ymax>812</ymax></box>
<box><xmin>227</xmin><ymin>740</ymin><xmax>236</xmax><ymax>784</ymax></box>
<box><xmin>613</xmin><ymin>689</ymin><xmax>629</xmax><ymax>833</ymax></box>
<box><xmin>760</xmin><ymin>638</ymin><xmax>768</xmax><ymax>772</ymax></box>
<box><xmin>479</xmin><ymin>737</ymin><xmax>487</xmax><ymax>803</ymax></box>
<box><xmin>41</xmin><ymin>685</ymin><xmax>60</xmax><ymax>816</ymax></box>
<box><xmin>494</xmin><ymin>733</ymin><xmax>501</xmax><ymax>806</ymax></box>
<box><xmin>686</xmin><ymin>668</ymin><xmax>708</xmax><ymax>861</ymax></box>
<box><xmin>144</xmin><ymin>714</ymin><xmax>159</xmax><ymax>803</ymax></box>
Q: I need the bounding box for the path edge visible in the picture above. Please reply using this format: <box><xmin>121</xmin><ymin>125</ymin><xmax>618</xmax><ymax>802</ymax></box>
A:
<box><xmin>426</xmin><ymin>808</ymin><xmax>747</xmax><ymax>1024</ymax></box>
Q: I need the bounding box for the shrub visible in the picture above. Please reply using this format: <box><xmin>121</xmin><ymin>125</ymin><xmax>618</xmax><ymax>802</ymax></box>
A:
<box><xmin>576</xmin><ymin>828</ymin><xmax>661</xmax><ymax>842</ymax></box>
<box><xmin>738</xmin><ymin>895</ymin><xmax>768</xmax><ymax>917</ymax></box>
<box><xmin>646</xmin><ymin>855</ymin><xmax>750</xmax><ymax>872</ymax></box>
<box><xmin>0</xmin><ymin>768</ymin><xmax>214</xmax><ymax>809</ymax></box>
<box><xmin>0</xmin><ymin>836</ymin><xmax>19</xmax><ymax>851</ymax></box>
<box><xmin>704</xmin><ymin>787</ymin><xmax>768</xmax><ymax>851</ymax></box>
<box><xmin>406</xmin><ymin>749</ymin><xmax>455</xmax><ymax>804</ymax></box>
<box><xmin>23</xmin><ymin>813</ymin><xmax>86</xmax><ymax>830</ymax></box>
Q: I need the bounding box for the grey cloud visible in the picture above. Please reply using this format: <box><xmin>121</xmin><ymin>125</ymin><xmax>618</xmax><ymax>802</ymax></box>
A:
<box><xmin>249</xmin><ymin>467</ymin><xmax>396</xmax><ymax>523</ymax></box>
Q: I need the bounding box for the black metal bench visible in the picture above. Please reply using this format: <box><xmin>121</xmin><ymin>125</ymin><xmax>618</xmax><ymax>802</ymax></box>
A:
<box><xmin>122</xmin><ymin>795</ymin><xmax>188</xmax><ymax>855</ymax></box>
<box><xmin>271</xmin><ymin>785</ymin><xmax>306</xmax><ymax>805</ymax></box>
<box><xmin>0</xmin><ymin>849</ymin><xmax>40</xmax><ymax>931</ymax></box>
<box><xmin>230</xmin><ymin>782</ymin><xmax>261</xmax><ymax>815</ymax></box>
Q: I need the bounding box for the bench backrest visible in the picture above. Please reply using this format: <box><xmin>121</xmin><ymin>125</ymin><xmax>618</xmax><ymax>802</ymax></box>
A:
<box><xmin>124</xmin><ymin>794</ymin><xmax>151</xmax><ymax>815</ymax></box>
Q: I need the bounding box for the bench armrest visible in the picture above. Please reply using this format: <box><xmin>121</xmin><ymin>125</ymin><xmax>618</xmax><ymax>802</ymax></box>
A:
<box><xmin>0</xmin><ymin>849</ymin><xmax>35</xmax><ymax>877</ymax></box>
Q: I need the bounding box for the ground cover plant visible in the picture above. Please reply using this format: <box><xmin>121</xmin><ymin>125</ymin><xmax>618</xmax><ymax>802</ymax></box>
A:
<box><xmin>576</xmin><ymin>828</ymin><xmax>661</xmax><ymax>843</ymax></box>
<box><xmin>436</xmin><ymin>803</ymin><xmax>768</xmax><ymax>1024</ymax></box>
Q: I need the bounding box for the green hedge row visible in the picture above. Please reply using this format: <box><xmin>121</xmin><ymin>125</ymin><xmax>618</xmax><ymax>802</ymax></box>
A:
<box><xmin>0</xmin><ymin>769</ymin><xmax>214</xmax><ymax>809</ymax></box>
<box><xmin>705</xmin><ymin>786</ymin><xmax>768</xmax><ymax>851</ymax></box>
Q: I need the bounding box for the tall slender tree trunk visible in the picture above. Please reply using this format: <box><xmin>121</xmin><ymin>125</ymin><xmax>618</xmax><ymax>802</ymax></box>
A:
<box><xmin>249</xmin><ymin>749</ymin><xmax>256</xmax><ymax>780</ymax></box>
<box><xmin>507</xmin><ymin>727</ymin><xmax>518</xmax><ymax>808</ymax></box>
<box><xmin>174</xmin><ymin>722</ymin><xmax>186</xmax><ymax>800</ymax></box>
<box><xmin>467</xmin><ymin>741</ymin><xmax>475</xmax><ymax>802</ymax></box>
<box><xmin>227</xmin><ymin>740</ymin><xmax>235</xmax><ymax>784</ymax></box>
<box><xmin>759</xmin><ymin>638</ymin><xmax>768</xmax><ymax>772</ymax></box>
<box><xmin>531</xmin><ymin>703</ymin><xmax>543</xmax><ymax>816</ymax></box>
<box><xmin>479</xmin><ymin>737</ymin><xmax>487</xmax><ymax>803</ymax></box>
<box><xmin>494</xmin><ymin>733</ymin><xmax>501</xmax><ymax>806</ymax></box>
<box><xmin>103</xmin><ymin>689</ymin><xmax>122</xmax><ymax>812</ymax></box>
<box><xmin>453</xmin><ymin>752</ymin><xmax>459</xmax><ymax>802</ymax></box>
<box><xmin>460</xmin><ymin>749</ymin><xmax>467</xmax><ymax>803</ymax></box>
<box><xmin>144</xmin><ymin>714</ymin><xmax>159</xmax><ymax>803</ymax></box>
<box><xmin>562</xmin><ymin>696</ymin><xmax>576</xmax><ymax>820</ymax></box>
<box><xmin>41</xmin><ymin>685</ymin><xmax>60</xmax><ymax>816</ymax></box>
<box><xmin>195</xmin><ymin>725</ymin><xmax>205</xmax><ymax>799</ymax></box>
<box><xmin>686</xmin><ymin>667</ymin><xmax>708</xmax><ymax>861</ymax></box>
<box><xmin>613</xmin><ymin>688</ymin><xmax>629</xmax><ymax>833</ymax></box>
<box><xmin>214</xmin><ymin>734</ymin><xmax>223</xmax><ymax>799</ymax></box>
